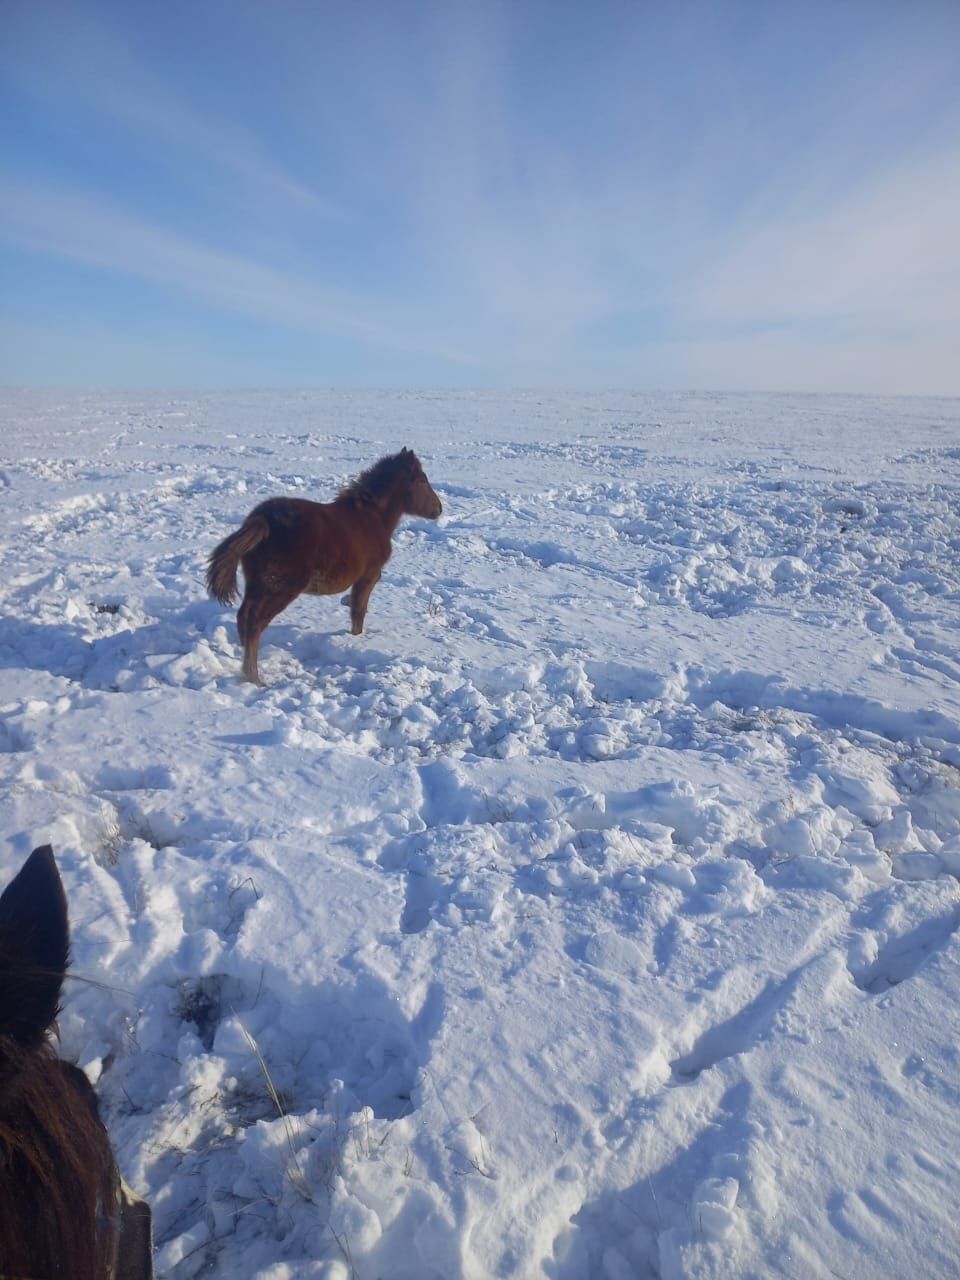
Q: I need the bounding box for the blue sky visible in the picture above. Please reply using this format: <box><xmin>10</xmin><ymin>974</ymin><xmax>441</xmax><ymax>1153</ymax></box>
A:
<box><xmin>2</xmin><ymin>0</ymin><xmax>958</xmax><ymax>392</ymax></box>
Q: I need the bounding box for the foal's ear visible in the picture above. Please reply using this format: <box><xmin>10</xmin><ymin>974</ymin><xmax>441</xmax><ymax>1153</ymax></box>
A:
<box><xmin>0</xmin><ymin>845</ymin><xmax>70</xmax><ymax>1047</ymax></box>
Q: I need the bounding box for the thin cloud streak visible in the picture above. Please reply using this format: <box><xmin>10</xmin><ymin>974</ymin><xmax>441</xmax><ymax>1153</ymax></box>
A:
<box><xmin>2</xmin><ymin>0</ymin><xmax>959</xmax><ymax>390</ymax></box>
<box><xmin>663</xmin><ymin>333</ymin><xmax>960</xmax><ymax>398</ymax></box>
<box><xmin>690</xmin><ymin>151</ymin><xmax>960</xmax><ymax>336</ymax></box>
<box><xmin>0</xmin><ymin>177</ymin><xmax>478</xmax><ymax>368</ymax></box>
<box><xmin>1</xmin><ymin>3</ymin><xmax>341</xmax><ymax>224</ymax></box>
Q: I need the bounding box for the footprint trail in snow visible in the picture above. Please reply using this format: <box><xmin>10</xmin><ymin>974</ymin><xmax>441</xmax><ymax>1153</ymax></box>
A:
<box><xmin>1</xmin><ymin>389</ymin><xmax>959</xmax><ymax>1278</ymax></box>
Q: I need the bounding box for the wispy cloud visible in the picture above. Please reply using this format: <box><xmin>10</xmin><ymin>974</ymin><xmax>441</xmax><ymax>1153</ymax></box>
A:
<box><xmin>689</xmin><ymin>150</ymin><xmax>960</xmax><ymax>338</ymax></box>
<box><xmin>1</xmin><ymin>3</ymin><xmax>340</xmax><ymax>226</ymax></box>
<box><xmin>0</xmin><ymin>176</ymin><xmax>475</xmax><ymax>367</ymax></box>
<box><xmin>2</xmin><ymin>0</ymin><xmax>959</xmax><ymax>389</ymax></box>
<box><xmin>659</xmin><ymin>332</ymin><xmax>960</xmax><ymax>398</ymax></box>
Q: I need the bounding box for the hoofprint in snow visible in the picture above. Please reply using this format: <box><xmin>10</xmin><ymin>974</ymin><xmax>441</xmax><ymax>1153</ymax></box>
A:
<box><xmin>1</xmin><ymin>389</ymin><xmax>959</xmax><ymax>1279</ymax></box>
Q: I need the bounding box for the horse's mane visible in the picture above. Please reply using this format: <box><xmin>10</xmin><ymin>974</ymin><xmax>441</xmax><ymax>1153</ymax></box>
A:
<box><xmin>0</xmin><ymin>1041</ymin><xmax>119</xmax><ymax>1279</ymax></box>
<box><xmin>0</xmin><ymin>846</ymin><xmax>120</xmax><ymax>1280</ymax></box>
<box><xmin>337</xmin><ymin>448</ymin><xmax>419</xmax><ymax>507</ymax></box>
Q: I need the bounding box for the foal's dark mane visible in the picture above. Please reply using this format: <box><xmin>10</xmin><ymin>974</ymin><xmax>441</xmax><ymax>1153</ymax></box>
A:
<box><xmin>337</xmin><ymin>449</ymin><xmax>418</xmax><ymax>507</ymax></box>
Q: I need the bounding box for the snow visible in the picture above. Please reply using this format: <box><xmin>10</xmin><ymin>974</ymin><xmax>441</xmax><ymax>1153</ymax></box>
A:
<box><xmin>2</xmin><ymin>387</ymin><xmax>959</xmax><ymax>1278</ymax></box>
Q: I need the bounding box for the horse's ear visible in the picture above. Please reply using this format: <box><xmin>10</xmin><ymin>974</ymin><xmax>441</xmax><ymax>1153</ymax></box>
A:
<box><xmin>0</xmin><ymin>845</ymin><xmax>70</xmax><ymax>1047</ymax></box>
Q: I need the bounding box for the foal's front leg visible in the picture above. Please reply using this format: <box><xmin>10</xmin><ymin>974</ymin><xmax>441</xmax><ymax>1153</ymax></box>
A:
<box><xmin>349</xmin><ymin>569</ymin><xmax>382</xmax><ymax>635</ymax></box>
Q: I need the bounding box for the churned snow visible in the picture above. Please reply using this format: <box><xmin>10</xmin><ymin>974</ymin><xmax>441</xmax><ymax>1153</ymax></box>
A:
<box><xmin>1</xmin><ymin>388</ymin><xmax>959</xmax><ymax>1278</ymax></box>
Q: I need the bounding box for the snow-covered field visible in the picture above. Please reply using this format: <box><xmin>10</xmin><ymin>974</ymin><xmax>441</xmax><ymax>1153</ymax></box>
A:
<box><xmin>2</xmin><ymin>388</ymin><xmax>959</xmax><ymax>1279</ymax></box>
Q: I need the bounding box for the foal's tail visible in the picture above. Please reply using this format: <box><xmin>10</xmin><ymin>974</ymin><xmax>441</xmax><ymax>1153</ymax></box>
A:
<box><xmin>206</xmin><ymin>514</ymin><xmax>269</xmax><ymax>605</ymax></box>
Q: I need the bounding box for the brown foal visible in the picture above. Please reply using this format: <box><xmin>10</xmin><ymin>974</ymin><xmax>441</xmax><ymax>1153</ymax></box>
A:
<box><xmin>207</xmin><ymin>447</ymin><xmax>442</xmax><ymax>685</ymax></box>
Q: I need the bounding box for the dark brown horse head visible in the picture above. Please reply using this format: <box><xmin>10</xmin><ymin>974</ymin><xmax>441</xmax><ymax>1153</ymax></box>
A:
<box><xmin>398</xmin><ymin>446</ymin><xmax>443</xmax><ymax>519</ymax></box>
<box><xmin>0</xmin><ymin>846</ymin><xmax>153</xmax><ymax>1279</ymax></box>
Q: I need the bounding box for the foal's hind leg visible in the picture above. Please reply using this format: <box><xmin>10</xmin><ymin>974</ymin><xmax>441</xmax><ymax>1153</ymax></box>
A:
<box><xmin>237</xmin><ymin>585</ymin><xmax>303</xmax><ymax>685</ymax></box>
<box><xmin>350</xmin><ymin>568</ymin><xmax>382</xmax><ymax>635</ymax></box>
<box><xmin>236</xmin><ymin>594</ymin><xmax>264</xmax><ymax>684</ymax></box>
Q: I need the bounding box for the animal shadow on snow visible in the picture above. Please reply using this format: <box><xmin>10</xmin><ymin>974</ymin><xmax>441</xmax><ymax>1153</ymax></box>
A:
<box><xmin>0</xmin><ymin>602</ymin><xmax>224</xmax><ymax>690</ymax></box>
<box><xmin>0</xmin><ymin>616</ymin><xmax>99</xmax><ymax>681</ymax></box>
<box><xmin>544</xmin><ymin>1081</ymin><xmax>755</xmax><ymax>1279</ymax></box>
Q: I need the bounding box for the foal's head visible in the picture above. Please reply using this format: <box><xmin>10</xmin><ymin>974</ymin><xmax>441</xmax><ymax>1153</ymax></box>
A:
<box><xmin>0</xmin><ymin>846</ymin><xmax>151</xmax><ymax>1279</ymax></box>
<box><xmin>340</xmin><ymin>447</ymin><xmax>443</xmax><ymax>520</ymax></box>
<box><xmin>397</xmin><ymin>447</ymin><xmax>443</xmax><ymax>520</ymax></box>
